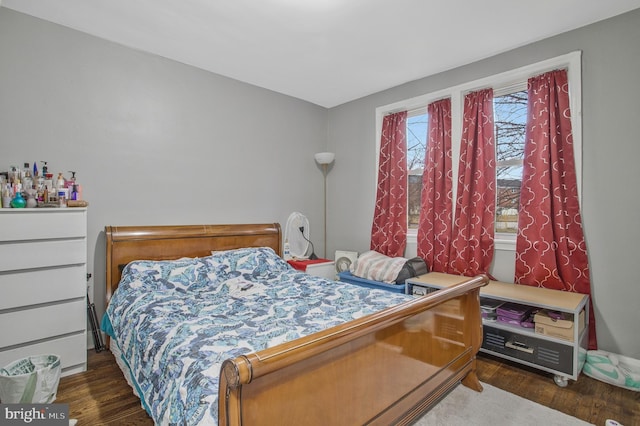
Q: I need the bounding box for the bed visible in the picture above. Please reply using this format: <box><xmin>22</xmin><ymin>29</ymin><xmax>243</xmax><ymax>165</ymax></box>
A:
<box><xmin>103</xmin><ymin>223</ymin><xmax>489</xmax><ymax>425</ymax></box>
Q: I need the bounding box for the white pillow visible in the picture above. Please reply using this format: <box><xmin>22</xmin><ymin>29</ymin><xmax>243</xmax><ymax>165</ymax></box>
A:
<box><xmin>350</xmin><ymin>250</ymin><xmax>407</xmax><ymax>283</ymax></box>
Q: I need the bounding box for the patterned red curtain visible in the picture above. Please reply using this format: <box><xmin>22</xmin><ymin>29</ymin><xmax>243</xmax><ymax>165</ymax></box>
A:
<box><xmin>370</xmin><ymin>111</ymin><xmax>407</xmax><ymax>257</ymax></box>
<box><xmin>448</xmin><ymin>89</ymin><xmax>496</xmax><ymax>277</ymax></box>
<box><xmin>515</xmin><ymin>69</ymin><xmax>597</xmax><ymax>349</ymax></box>
<box><xmin>417</xmin><ymin>98</ymin><xmax>453</xmax><ymax>272</ymax></box>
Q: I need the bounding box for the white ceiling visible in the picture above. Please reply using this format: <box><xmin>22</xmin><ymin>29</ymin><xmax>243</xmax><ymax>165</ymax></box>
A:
<box><xmin>3</xmin><ymin>0</ymin><xmax>640</xmax><ymax>108</ymax></box>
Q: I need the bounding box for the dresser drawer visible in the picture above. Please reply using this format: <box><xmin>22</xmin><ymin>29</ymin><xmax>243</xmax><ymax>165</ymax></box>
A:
<box><xmin>0</xmin><ymin>265</ymin><xmax>86</xmax><ymax>310</ymax></box>
<box><xmin>0</xmin><ymin>299</ymin><xmax>86</xmax><ymax>348</ymax></box>
<box><xmin>0</xmin><ymin>333</ymin><xmax>86</xmax><ymax>377</ymax></box>
<box><xmin>0</xmin><ymin>239</ymin><xmax>86</xmax><ymax>272</ymax></box>
<box><xmin>0</xmin><ymin>209</ymin><xmax>86</xmax><ymax>242</ymax></box>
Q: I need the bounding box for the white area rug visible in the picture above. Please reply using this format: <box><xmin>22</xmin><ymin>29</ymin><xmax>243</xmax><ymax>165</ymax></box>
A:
<box><xmin>415</xmin><ymin>383</ymin><xmax>594</xmax><ymax>426</ymax></box>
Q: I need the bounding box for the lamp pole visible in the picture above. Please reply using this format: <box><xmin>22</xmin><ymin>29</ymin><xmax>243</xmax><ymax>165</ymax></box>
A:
<box><xmin>314</xmin><ymin>152</ymin><xmax>335</xmax><ymax>260</ymax></box>
<box><xmin>322</xmin><ymin>163</ymin><xmax>328</xmax><ymax>259</ymax></box>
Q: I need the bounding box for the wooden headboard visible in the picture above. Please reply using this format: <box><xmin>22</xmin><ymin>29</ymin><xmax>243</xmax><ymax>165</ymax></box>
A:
<box><xmin>105</xmin><ymin>223</ymin><xmax>281</xmax><ymax>305</ymax></box>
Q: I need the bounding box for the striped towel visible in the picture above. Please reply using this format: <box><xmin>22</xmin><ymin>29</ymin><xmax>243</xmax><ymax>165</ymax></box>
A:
<box><xmin>350</xmin><ymin>250</ymin><xmax>407</xmax><ymax>284</ymax></box>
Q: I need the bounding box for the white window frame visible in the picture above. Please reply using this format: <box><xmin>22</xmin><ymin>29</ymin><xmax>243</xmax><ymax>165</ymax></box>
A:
<box><xmin>375</xmin><ymin>51</ymin><xmax>582</xmax><ymax>251</ymax></box>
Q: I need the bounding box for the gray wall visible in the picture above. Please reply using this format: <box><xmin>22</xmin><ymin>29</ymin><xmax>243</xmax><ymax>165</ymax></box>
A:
<box><xmin>0</xmin><ymin>8</ymin><xmax>328</xmax><ymax>333</ymax></box>
<box><xmin>327</xmin><ymin>9</ymin><xmax>640</xmax><ymax>358</ymax></box>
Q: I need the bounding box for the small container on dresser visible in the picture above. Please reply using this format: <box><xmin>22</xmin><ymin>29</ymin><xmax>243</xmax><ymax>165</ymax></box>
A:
<box><xmin>0</xmin><ymin>208</ymin><xmax>87</xmax><ymax>377</ymax></box>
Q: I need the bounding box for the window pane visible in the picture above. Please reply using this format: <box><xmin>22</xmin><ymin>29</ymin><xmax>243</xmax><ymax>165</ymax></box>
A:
<box><xmin>407</xmin><ymin>112</ymin><xmax>427</xmax><ymax>229</ymax></box>
<box><xmin>494</xmin><ymin>90</ymin><xmax>526</xmax><ymax>234</ymax></box>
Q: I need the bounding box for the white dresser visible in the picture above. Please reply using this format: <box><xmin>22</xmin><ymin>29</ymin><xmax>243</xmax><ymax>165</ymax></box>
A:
<box><xmin>0</xmin><ymin>208</ymin><xmax>87</xmax><ymax>377</ymax></box>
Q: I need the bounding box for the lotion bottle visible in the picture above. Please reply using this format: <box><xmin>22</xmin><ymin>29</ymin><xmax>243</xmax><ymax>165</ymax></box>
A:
<box><xmin>56</xmin><ymin>173</ymin><xmax>65</xmax><ymax>189</ymax></box>
<box><xmin>2</xmin><ymin>185</ymin><xmax>11</xmax><ymax>208</ymax></box>
<box><xmin>283</xmin><ymin>240</ymin><xmax>292</xmax><ymax>260</ymax></box>
<box><xmin>68</xmin><ymin>171</ymin><xmax>80</xmax><ymax>200</ymax></box>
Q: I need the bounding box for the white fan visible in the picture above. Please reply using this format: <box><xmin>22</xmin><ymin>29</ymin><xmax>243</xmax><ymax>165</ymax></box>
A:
<box><xmin>335</xmin><ymin>250</ymin><xmax>358</xmax><ymax>273</ymax></box>
<box><xmin>284</xmin><ymin>212</ymin><xmax>314</xmax><ymax>259</ymax></box>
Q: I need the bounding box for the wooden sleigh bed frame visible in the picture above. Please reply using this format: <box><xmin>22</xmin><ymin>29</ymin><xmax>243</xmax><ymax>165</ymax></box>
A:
<box><xmin>105</xmin><ymin>223</ymin><xmax>489</xmax><ymax>426</ymax></box>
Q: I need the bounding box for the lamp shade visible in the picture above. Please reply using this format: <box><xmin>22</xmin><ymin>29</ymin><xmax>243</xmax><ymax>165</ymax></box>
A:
<box><xmin>314</xmin><ymin>152</ymin><xmax>335</xmax><ymax>165</ymax></box>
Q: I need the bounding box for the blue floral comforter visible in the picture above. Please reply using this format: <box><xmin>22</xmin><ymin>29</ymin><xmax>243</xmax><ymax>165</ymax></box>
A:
<box><xmin>102</xmin><ymin>247</ymin><xmax>411</xmax><ymax>425</ymax></box>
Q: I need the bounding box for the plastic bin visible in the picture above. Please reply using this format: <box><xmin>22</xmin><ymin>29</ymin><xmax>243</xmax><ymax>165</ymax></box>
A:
<box><xmin>0</xmin><ymin>354</ymin><xmax>61</xmax><ymax>403</ymax></box>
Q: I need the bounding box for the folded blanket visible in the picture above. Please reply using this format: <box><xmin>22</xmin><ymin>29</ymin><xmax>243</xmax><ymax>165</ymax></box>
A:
<box><xmin>350</xmin><ymin>250</ymin><xmax>407</xmax><ymax>284</ymax></box>
<box><xmin>583</xmin><ymin>350</ymin><xmax>640</xmax><ymax>391</ymax></box>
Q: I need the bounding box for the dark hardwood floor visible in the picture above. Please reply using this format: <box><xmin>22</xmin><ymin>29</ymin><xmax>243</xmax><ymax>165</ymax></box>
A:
<box><xmin>477</xmin><ymin>353</ymin><xmax>639</xmax><ymax>426</ymax></box>
<box><xmin>56</xmin><ymin>350</ymin><xmax>639</xmax><ymax>425</ymax></box>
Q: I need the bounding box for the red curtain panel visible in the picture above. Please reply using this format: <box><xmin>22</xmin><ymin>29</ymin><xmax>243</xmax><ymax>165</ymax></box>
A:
<box><xmin>515</xmin><ymin>69</ymin><xmax>597</xmax><ymax>349</ymax></box>
<box><xmin>371</xmin><ymin>111</ymin><xmax>407</xmax><ymax>257</ymax></box>
<box><xmin>448</xmin><ymin>89</ymin><xmax>496</xmax><ymax>277</ymax></box>
<box><xmin>417</xmin><ymin>98</ymin><xmax>453</xmax><ymax>272</ymax></box>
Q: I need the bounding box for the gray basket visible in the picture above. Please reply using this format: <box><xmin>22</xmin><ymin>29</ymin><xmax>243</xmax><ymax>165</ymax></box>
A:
<box><xmin>0</xmin><ymin>354</ymin><xmax>61</xmax><ymax>403</ymax></box>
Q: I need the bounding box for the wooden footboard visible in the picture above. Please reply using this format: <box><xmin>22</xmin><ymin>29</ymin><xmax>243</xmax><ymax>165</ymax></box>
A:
<box><xmin>219</xmin><ymin>274</ymin><xmax>489</xmax><ymax>426</ymax></box>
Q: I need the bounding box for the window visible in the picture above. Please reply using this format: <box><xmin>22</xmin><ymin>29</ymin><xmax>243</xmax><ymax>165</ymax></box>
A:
<box><xmin>494</xmin><ymin>87</ymin><xmax>527</xmax><ymax>235</ymax></box>
<box><xmin>407</xmin><ymin>111</ymin><xmax>428</xmax><ymax>229</ymax></box>
<box><xmin>375</xmin><ymin>51</ymin><xmax>581</xmax><ymax>250</ymax></box>
<box><xmin>404</xmin><ymin>92</ymin><xmax>528</xmax><ymax>234</ymax></box>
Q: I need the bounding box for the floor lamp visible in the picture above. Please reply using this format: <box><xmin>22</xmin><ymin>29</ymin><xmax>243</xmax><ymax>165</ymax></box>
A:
<box><xmin>314</xmin><ymin>152</ymin><xmax>335</xmax><ymax>259</ymax></box>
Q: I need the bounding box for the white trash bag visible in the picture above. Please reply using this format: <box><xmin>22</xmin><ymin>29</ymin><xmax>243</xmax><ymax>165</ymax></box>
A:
<box><xmin>0</xmin><ymin>354</ymin><xmax>61</xmax><ymax>403</ymax></box>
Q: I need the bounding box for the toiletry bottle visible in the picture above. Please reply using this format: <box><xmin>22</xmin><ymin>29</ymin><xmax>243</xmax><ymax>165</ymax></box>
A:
<box><xmin>8</xmin><ymin>166</ymin><xmax>18</xmax><ymax>184</ymax></box>
<box><xmin>36</xmin><ymin>175</ymin><xmax>45</xmax><ymax>192</ymax></box>
<box><xmin>13</xmin><ymin>178</ymin><xmax>21</xmax><ymax>195</ymax></box>
<box><xmin>21</xmin><ymin>163</ymin><xmax>30</xmax><ymax>180</ymax></box>
<box><xmin>58</xmin><ymin>189</ymin><xmax>67</xmax><ymax>208</ymax></box>
<box><xmin>68</xmin><ymin>171</ymin><xmax>78</xmax><ymax>200</ymax></box>
<box><xmin>284</xmin><ymin>239</ymin><xmax>292</xmax><ymax>260</ymax></box>
<box><xmin>26</xmin><ymin>186</ymin><xmax>37</xmax><ymax>208</ymax></box>
<box><xmin>11</xmin><ymin>191</ymin><xmax>26</xmax><ymax>208</ymax></box>
<box><xmin>2</xmin><ymin>185</ymin><xmax>12</xmax><ymax>208</ymax></box>
<box><xmin>56</xmin><ymin>172</ymin><xmax>65</xmax><ymax>189</ymax></box>
<box><xmin>22</xmin><ymin>170</ymin><xmax>32</xmax><ymax>193</ymax></box>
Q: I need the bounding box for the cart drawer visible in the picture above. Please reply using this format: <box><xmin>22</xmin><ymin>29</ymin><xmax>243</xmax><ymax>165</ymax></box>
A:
<box><xmin>482</xmin><ymin>324</ymin><xmax>574</xmax><ymax>375</ymax></box>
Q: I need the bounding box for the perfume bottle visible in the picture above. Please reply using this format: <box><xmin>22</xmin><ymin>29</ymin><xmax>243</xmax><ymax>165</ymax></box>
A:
<box><xmin>10</xmin><ymin>192</ymin><xmax>27</xmax><ymax>208</ymax></box>
<box><xmin>26</xmin><ymin>187</ymin><xmax>38</xmax><ymax>208</ymax></box>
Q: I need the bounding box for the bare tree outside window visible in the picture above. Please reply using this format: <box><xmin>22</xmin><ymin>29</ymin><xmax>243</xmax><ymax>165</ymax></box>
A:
<box><xmin>494</xmin><ymin>90</ymin><xmax>527</xmax><ymax>233</ymax></box>
<box><xmin>404</xmin><ymin>92</ymin><xmax>526</xmax><ymax>234</ymax></box>
<box><xmin>407</xmin><ymin>112</ymin><xmax>427</xmax><ymax>229</ymax></box>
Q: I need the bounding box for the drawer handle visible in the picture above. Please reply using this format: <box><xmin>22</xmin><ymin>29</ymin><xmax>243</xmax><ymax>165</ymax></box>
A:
<box><xmin>505</xmin><ymin>341</ymin><xmax>534</xmax><ymax>354</ymax></box>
